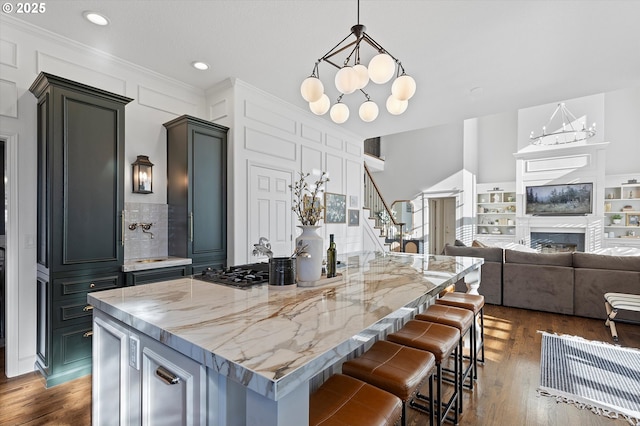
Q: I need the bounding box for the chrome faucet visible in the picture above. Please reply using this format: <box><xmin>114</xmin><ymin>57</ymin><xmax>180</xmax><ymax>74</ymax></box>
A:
<box><xmin>252</xmin><ymin>237</ymin><xmax>273</xmax><ymax>258</ymax></box>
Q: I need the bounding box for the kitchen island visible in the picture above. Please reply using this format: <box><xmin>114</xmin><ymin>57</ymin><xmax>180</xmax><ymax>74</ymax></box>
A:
<box><xmin>88</xmin><ymin>251</ymin><xmax>483</xmax><ymax>425</ymax></box>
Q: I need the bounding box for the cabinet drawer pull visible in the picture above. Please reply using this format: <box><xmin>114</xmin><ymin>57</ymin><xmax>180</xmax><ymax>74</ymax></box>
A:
<box><xmin>156</xmin><ymin>366</ymin><xmax>180</xmax><ymax>385</ymax></box>
<box><xmin>83</xmin><ymin>305</ymin><xmax>93</xmax><ymax>312</ymax></box>
<box><xmin>189</xmin><ymin>212</ymin><xmax>194</xmax><ymax>242</ymax></box>
<box><xmin>121</xmin><ymin>210</ymin><xmax>125</xmax><ymax>246</ymax></box>
<box><xmin>83</xmin><ymin>331</ymin><xmax>94</xmax><ymax>338</ymax></box>
<box><xmin>90</xmin><ymin>283</ymin><xmax>96</xmax><ymax>288</ymax></box>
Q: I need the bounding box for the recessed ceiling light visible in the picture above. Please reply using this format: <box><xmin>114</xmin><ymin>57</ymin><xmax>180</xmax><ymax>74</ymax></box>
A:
<box><xmin>83</xmin><ymin>11</ymin><xmax>110</xmax><ymax>26</ymax></box>
<box><xmin>192</xmin><ymin>62</ymin><xmax>210</xmax><ymax>71</ymax></box>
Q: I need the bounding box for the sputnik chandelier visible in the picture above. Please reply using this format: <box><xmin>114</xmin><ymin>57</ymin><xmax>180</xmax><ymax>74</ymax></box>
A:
<box><xmin>300</xmin><ymin>0</ymin><xmax>416</xmax><ymax>124</ymax></box>
<box><xmin>529</xmin><ymin>103</ymin><xmax>596</xmax><ymax>146</ymax></box>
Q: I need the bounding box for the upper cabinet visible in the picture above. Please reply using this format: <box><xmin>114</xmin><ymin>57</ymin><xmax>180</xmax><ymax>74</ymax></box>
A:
<box><xmin>164</xmin><ymin>115</ymin><xmax>229</xmax><ymax>273</ymax></box>
<box><xmin>30</xmin><ymin>72</ymin><xmax>132</xmax><ymax>387</ymax></box>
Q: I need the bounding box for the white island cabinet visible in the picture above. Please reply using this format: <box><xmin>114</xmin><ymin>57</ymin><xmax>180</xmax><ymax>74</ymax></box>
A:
<box><xmin>89</xmin><ymin>251</ymin><xmax>483</xmax><ymax>426</ymax></box>
<box><xmin>93</xmin><ymin>311</ymin><xmax>206</xmax><ymax>426</ymax></box>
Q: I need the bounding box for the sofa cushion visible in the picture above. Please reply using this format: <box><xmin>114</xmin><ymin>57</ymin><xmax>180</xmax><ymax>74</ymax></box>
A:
<box><xmin>504</xmin><ymin>249</ymin><xmax>573</xmax><ymax>267</ymax></box>
<box><xmin>444</xmin><ymin>245</ymin><xmax>503</xmax><ymax>263</ymax></box>
<box><xmin>573</xmin><ymin>252</ymin><xmax>640</xmax><ymax>272</ymax></box>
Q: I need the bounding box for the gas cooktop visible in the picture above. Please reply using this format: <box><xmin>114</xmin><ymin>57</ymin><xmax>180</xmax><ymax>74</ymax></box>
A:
<box><xmin>195</xmin><ymin>263</ymin><xmax>269</xmax><ymax>289</ymax></box>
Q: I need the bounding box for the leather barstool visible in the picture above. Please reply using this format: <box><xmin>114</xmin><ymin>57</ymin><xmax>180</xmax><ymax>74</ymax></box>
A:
<box><xmin>436</xmin><ymin>292</ymin><xmax>485</xmax><ymax>380</ymax></box>
<box><xmin>415</xmin><ymin>304</ymin><xmax>474</xmax><ymax>414</ymax></box>
<box><xmin>388</xmin><ymin>320</ymin><xmax>460</xmax><ymax>425</ymax></box>
<box><xmin>309</xmin><ymin>374</ymin><xmax>402</xmax><ymax>426</ymax></box>
<box><xmin>342</xmin><ymin>340</ymin><xmax>436</xmax><ymax>426</ymax></box>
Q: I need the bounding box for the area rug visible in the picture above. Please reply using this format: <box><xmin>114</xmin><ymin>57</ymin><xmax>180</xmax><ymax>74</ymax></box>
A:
<box><xmin>538</xmin><ymin>332</ymin><xmax>640</xmax><ymax>425</ymax></box>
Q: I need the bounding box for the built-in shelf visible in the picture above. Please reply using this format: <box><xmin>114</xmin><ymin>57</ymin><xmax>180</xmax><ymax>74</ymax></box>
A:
<box><xmin>604</xmin><ymin>182</ymin><xmax>640</xmax><ymax>242</ymax></box>
<box><xmin>476</xmin><ymin>184</ymin><xmax>516</xmax><ymax>241</ymax></box>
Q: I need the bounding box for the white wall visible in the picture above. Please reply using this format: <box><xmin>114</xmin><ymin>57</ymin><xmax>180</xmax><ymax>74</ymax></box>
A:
<box><xmin>604</xmin><ymin>86</ymin><xmax>640</xmax><ymax>174</ymax></box>
<box><xmin>206</xmin><ymin>79</ymin><xmax>365</xmax><ymax>266</ymax></box>
<box><xmin>0</xmin><ymin>16</ymin><xmax>206</xmax><ymax>376</ymax></box>
<box><xmin>377</xmin><ymin>87</ymin><xmax>640</xmax><ymax>200</ymax></box>
<box><xmin>477</xmin><ymin>111</ymin><xmax>518</xmax><ymax>183</ymax></box>
<box><xmin>377</xmin><ymin>123</ymin><xmax>464</xmax><ymax>202</ymax></box>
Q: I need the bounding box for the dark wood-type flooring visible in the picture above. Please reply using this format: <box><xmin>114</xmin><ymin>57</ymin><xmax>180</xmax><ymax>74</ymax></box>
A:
<box><xmin>1</xmin><ymin>305</ymin><xmax>638</xmax><ymax>425</ymax></box>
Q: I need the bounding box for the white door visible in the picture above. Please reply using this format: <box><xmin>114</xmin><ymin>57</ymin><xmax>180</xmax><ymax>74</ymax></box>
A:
<box><xmin>429</xmin><ymin>197</ymin><xmax>456</xmax><ymax>254</ymax></box>
<box><xmin>249</xmin><ymin>165</ymin><xmax>293</xmax><ymax>260</ymax></box>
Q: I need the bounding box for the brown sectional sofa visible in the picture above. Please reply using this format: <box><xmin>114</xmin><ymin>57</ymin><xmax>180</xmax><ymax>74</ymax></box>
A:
<box><xmin>503</xmin><ymin>250</ymin><xmax>575</xmax><ymax>315</ymax></box>
<box><xmin>444</xmin><ymin>244</ymin><xmax>640</xmax><ymax>321</ymax></box>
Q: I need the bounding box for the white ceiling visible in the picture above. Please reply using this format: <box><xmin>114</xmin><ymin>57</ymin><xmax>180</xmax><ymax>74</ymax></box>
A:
<box><xmin>11</xmin><ymin>0</ymin><xmax>640</xmax><ymax>139</ymax></box>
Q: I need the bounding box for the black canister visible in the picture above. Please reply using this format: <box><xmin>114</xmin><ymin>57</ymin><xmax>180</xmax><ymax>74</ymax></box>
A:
<box><xmin>269</xmin><ymin>257</ymin><xmax>296</xmax><ymax>286</ymax></box>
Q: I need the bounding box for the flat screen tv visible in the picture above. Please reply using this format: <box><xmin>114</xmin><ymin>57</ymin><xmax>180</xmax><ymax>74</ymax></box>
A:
<box><xmin>525</xmin><ymin>183</ymin><xmax>593</xmax><ymax>215</ymax></box>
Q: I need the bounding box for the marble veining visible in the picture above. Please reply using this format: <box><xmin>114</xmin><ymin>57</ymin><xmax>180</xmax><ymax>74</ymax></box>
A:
<box><xmin>89</xmin><ymin>251</ymin><xmax>483</xmax><ymax>400</ymax></box>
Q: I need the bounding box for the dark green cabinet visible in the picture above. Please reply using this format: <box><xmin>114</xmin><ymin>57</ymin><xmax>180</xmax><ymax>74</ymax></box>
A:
<box><xmin>30</xmin><ymin>72</ymin><xmax>132</xmax><ymax>387</ymax></box>
<box><xmin>164</xmin><ymin>115</ymin><xmax>228</xmax><ymax>273</ymax></box>
<box><xmin>125</xmin><ymin>265</ymin><xmax>191</xmax><ymax>286</ymax></box>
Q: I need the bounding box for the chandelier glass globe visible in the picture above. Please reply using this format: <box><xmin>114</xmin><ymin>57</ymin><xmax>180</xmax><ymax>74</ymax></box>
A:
<box><xmin>335</xmin><ymin>67</ymin><xmax>358</xmax><ymax>94</ymax></box>
<box><xmin>309</xmin><ymin>94</ymin><xmax>330</xmax><ymax>115</ymax></box>
<box><xmin>386</xmin><ymin>95</ymin><xmax>408</xmax><ymax>115</ymax></box>
<box><xmin>352</xmin><ymin>64</ymin><xmax>370</xmax><ymax>90</ymax></box>
<box><xmin>300</xmin><ymin>77</ymin><xmax>324</xmax><ymax>103</ymax></box>
<box><xmin>368</xmin><ymin>53</ymin><xmax>395</xmax><ymax>84</ymax></box>
<box><xmin>359</xmin><ymin>100</ymin><xmax>379</xmax><ymax>122</ymax></box>
<box><xmin>391</xmin><ymin>75</ymin><xmax>416</xmax><ymax>101</ymax></box>
<box><xmin>330</xmin><ymin>102</ymin><xmax>350</xmax><ymax>124</ymax></box>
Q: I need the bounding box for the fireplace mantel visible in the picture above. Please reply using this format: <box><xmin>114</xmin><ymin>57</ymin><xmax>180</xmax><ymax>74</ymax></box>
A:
<box><xmin>513</xmin><ymin>141</ymin><xmax>609</xmax><ymax>252</ymax></box>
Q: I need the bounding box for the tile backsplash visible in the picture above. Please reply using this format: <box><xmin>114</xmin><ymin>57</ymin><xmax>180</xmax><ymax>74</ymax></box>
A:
<box><xmin>124</xmin><ymin>202</ymin><xmax>168</xmax><ymax>260</ymax></box>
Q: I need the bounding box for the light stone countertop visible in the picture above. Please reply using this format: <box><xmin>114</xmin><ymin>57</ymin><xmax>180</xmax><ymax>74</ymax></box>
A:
<box><xmin>122</xmin><ymin>256</ymin><xmax>192</xmax><ymax>272</ymax></box>
<box><xmin>89</xmin><ymin>251</ymin><xmax>483</xmax><ymax>401</ymax></box>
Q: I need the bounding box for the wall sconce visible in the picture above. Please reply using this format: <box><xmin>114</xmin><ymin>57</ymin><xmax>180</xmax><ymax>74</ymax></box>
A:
<box><xmin>132</xmin><ymin>155</ymin><xmax>153</xmax><ymax>194</ymax></box>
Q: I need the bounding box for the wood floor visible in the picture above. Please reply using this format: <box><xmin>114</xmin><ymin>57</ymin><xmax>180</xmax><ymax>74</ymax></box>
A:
<box><xmin>1</xmin><ymin>305</ymin><xmax>638</xmax><ymax>425</ymax></box>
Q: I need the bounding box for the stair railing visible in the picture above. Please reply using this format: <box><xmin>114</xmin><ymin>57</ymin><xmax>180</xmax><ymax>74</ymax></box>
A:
<box><xmin>363</xmin><ymin>163</ymin><xmax>405</xmax><ymax>251</ymax></box>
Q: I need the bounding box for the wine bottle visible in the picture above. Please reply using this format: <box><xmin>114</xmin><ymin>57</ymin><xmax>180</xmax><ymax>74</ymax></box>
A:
<box><xmin>326</xmin><ymin>234</ymin><xmax>337</xmax><ymax>278</ymax></box>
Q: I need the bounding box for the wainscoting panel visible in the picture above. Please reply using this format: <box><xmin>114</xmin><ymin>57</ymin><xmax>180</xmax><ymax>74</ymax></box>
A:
<box><xmin>301</xmin><ymin>145</ymin><xmax>323</xmax><ymax>173</ymax></box>
<box><xmin>0</xmin><ymin>39</ymin><xmax>18</xmax><ymax>67</ymax></box>
<box><xmin>0</xmin><ymin>79</ymin><xmax>18</xmax><ymax>118</ymax></box>
<box><xmin>325</xmin><ymin>134</ymin><xmax>343</xmax><ymax>151</ymax></box>
<box><xmin>36</xmin><ymin>51</ymin><xmax>127</xmax><ymax>95</ymax></box>
<box><xmin>138</xmin><ymin>85</ymin><xmax>198</xmax><ymax>116</ymax></box>
<box><xmin>326</xmin><ymin>153</ymin><xmax>344</xmax><ymax>193</ymax></box>
<box><xmin>301</xmin><ymin>124</ymin><xmax>323</xmax><ymax>144</ymax></box>
<box><xmin>209</xmin><ymin>99</ymin><xmax>227</xmax><ymax>121</ymax></box>
<box><xmin>346</xmin><ymin>141</ymin><xmax>362</xmax><ymax>156</ymax></box>
<box><xmin>244</xmin><ymin>99</ymin><xmax>296</xmax><ymax>135</ymax></box>
<box><xmin>245</xmin><ymin>127</ymin><xmax>297</xmax><ymax>161</ymax></box>
<box><xmin>525</xmin><ymin>154</ymin><xmax>590</xmax><ymax>173</ymax></box>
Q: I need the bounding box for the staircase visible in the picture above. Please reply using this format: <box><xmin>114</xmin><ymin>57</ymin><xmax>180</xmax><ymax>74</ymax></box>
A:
<box><xmin>363</xmin><ymin>163</ymin><xmax>405</xmax><ymax>252</ymax></box>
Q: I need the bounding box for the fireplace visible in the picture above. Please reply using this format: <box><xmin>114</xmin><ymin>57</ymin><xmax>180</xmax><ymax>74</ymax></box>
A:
<box><xmin>531</xmin><ymin>232</ymin><xmax>585</xmax><ymax>252</ymax></box>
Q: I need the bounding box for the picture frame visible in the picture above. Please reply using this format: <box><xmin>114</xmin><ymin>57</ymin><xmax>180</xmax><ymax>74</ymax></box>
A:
<box><xmin>324</xmin><ymin>193</ymin><xmax>347</xmax><ymax>223</ymax></box>
<box><xmin>349</xmin><ymin>195</ymin><xmax>358</xmax><ymax>208</ymax></box>
<box><xmin>627</xmin><ymin>214</ymin><xmax>640</xmax><ymax>227</ymax></box>
<box><xmin>348</xmin><ymin>209</ymin><xmax>359</xmax><ymax>226</ymax></box>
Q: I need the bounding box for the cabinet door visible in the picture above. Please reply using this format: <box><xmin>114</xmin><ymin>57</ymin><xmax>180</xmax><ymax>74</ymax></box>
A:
<box><xmin>52</xmin><ymin>87</ymin><xmax>124</xmax><ymax>271</ymax></box>
<box><xmin>93</xmin><ymin>315</ymin><xmax>133</xmax><ymax>426</ymax></box>
<box><xmin>190</xmin><ymin>127</ymin><xmax>226</xmax><ymax>265</ymax></box>
<box><xmin>140</xmin><ymin>336</ymin><xmax>207</xmax><ymax>426</ymax></box>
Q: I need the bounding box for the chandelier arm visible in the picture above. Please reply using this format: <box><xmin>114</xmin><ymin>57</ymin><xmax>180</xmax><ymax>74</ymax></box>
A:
<box><xmin>321</xmin><ymin>39</ymin><xmax>359</xmax><ymax>64</ymax></box>
<box><xmin>318</xmin><ymin>32</ymin><xmax>358</xmax><ymax>63</ymax></box>
<box><xmin>323</xmin><ymin>58</ymin><xmax>344</xmax><ymax>70</ymax></box>
<box><xmin>361</xmin><ymin>32</ymin><xmax>401</xmax><ymax>64</ymax></box>
<box><xmin>543</xmin><ymin>104</ymin><xmax>562</xmax><ymax>132</ymax></box>
<box><xmin>561</xmin><ymin>104</ymin><xmax>579</xmax><ymax>131</ymax></box>
<box><xmin>342</xmin><ymin>41</ymin><xmax>362</xmax><ymax>66</ymax></box>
